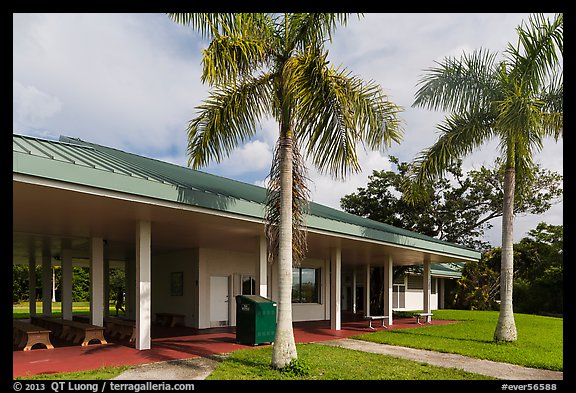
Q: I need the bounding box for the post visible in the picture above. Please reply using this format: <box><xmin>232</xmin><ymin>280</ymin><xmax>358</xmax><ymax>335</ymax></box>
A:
<box><xmin>135</xmin><ymin>220</ymin><xmax>152</xmax><ymax>350</ymax></box>
<box><xmin>90</xmin><ymin>237</ymin><xmax>104</xmax><ymax>327</ymax></box>
<box><xmin>352</xmin><ymin>267</ymin><xmax>357</xmax><ymax>315</ymax></box>
<box><xmin>41</xmin><ymin>247</ymin><xmax>52</xmax><ymax>317</ymax></box>
<box><xmin>384</xmin><ymin>256</ymin><xmax>393</xmax><ymax>325</ymax></box>
<box><xmin>423</xmin><ymin>259</ymin><xmax>431</xmax><ymax>322</ymax></box>
<box><xmin>61</xmin><ymin>248</ymin><xmax>73</xmax><ymax>320</ymax></box>
<box><xmin>258</xmin><ymin>236</ymin><xmax>268</xmax><ymax>297</ymax></box>
<box><xmin>330</xmin><ymin>247</ymin><xmax>341</xmax><ymax>330</ymax></box>
<box><xmin>28</xmin><ymin>251</ymin><xmax>36</xmax><ymax>317</ymax></box>
<box><xmin>365</xmin><ymin>263</ymin><xmax>371</xmax><ymax>317</ymax></box>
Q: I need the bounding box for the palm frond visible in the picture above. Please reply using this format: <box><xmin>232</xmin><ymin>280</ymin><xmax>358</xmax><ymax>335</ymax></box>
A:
<box><xmin>286</xmin><ymin>13</ymin><xmax>358</xmax><ymax>52</ymax></box>
<box><xmin>286</xmin><ymin>50</ymin><xmax>403</xmax><ymax>179</ymax></box>
<box><xmin>201</xmin><ymin>34</ymin><xmax>271</xmax><ymax>85</ymax></box>
<box><xmin>186</xmin><ymin>74</ymin><xmax>273</xmax><ymax>169</ymax></box>
<box><xmin>413</xmin><ymin>48</ymin><xmax>500</xmax><ymax>113</ymax></box>
<box><xmin>505</xmin><ymin>13</ymin><xmax>563</xmax><ymax>91</ymax></box>
<box><xmin>407</xmin><ymin>111</ymin><xmax>497</xmax><ymax>200</ymax></box>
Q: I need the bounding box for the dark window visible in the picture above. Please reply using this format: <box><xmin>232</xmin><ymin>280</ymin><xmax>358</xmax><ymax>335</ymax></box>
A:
<box><xmin>241</xmin><ymin>275</ymin><xmax>255</xmax><ymax>295</ymax></box>
<box><xmin>292</xmin><ymin>268</ymin><xmax>321</xmax><ymax>303</ymax></box>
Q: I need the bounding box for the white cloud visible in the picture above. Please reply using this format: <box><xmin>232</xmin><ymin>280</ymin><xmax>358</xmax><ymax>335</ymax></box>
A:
<box><xmin>307</xmin><ymin>149</ymin><xmax>393</xmax><ymax>210</ymax></box>
<box><xmin>209</xmin><ymin>140</ymin><xmax>273</xmax><ymax>177</ymax></box>
<box><xmin>13</xmin><ymin>12</ymin><xmax>562</xmax><ymax>247</ymax></box>
<box><xmin>13</xmin><ymin>80</ymin><xmax>62</xmax><ymax>131</ymax></box>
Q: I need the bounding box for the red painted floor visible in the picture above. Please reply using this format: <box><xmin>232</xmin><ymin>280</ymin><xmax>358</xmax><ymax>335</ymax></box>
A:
<box><xmin>13</xmin><ymin>318</ymin><xmax>456</xmax><ymax>378</ymax></box>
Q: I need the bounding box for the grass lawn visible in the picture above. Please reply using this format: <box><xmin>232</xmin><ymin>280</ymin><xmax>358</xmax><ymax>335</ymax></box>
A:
<box><xmin>205</xmin><ymin>343</ymin><xmax>495</xmax><ymax>380</ymax></box>
<box><xmin>14</xmin><ymin>309</ymin><xmax>562</xmax><ymax>380</ymax></box>
<box><xmin>353</xmin><ymin>309</ymin><xmax>563</xmax><ymax>371</ymax></box>
<box><xmin>13</xmin><ymin>301</ymin><xmax>117</xmax><ymax>319</ymax></box>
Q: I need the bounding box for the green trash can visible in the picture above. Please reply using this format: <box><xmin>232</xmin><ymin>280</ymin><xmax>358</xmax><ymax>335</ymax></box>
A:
<box><xmin>235</xmin><ymin>295</ymin><xmax>277</xmax><ymax>345</ymax></box>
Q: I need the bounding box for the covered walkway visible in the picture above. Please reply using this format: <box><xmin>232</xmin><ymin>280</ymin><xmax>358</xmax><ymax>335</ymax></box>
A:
<box><xmin>13</xmin><ymin>318</ymin><xmax>455</xmax><ymax>378</ymax></box>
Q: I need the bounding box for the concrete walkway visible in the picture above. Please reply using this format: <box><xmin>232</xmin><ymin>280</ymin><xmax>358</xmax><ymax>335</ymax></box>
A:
<box><xmin>113</xmin><ymin>338</ymin><xmax>563</xmax><ymax>380</ymax></box>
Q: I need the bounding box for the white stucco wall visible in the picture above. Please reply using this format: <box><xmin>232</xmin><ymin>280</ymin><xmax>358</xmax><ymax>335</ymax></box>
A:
<box><xmin>197</xmin><ymin>248</ymin><xmax>258</xmax><ymax>329</ymax></box>
<box><xmin>151</xmin><ymin>249</ymin><xmax>199</xmax><ymax>327</ymax></box>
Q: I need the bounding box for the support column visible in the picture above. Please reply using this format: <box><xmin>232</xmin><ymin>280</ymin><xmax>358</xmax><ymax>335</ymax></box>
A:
<box><xmin>41</xmin><ymin>247</ymin><xmax>52</xmax><ymax>317</ymax></box>
<box><xmin>330</xmin><ymin>247</ymin><xmax>341</xmax><ymax>330</ymax></box>
<box><xmin>61</xmin><ymin>248</ymin><xmax>73</xmax><ymax>320</ymax></box>
<box><xmin>365</xmin><ymin>263</ymin><xmax>371</xmax><ymax>317</ymax></box>
<box><xmin>90</xmin><ymin>237</ymin><xmax>104</xmax><ymax>327</ymax></box>
<box><xmin>28</xmin><ymin>252</ymin><xmax>36</xmax><ymax>317</ymax></box>
<box><xmin>423</xmin><ymin>258</ymin><xmax>431</xmax><ymax>322</ymax></box>
<box><xmin>103</xmin><ymin>252</ymin><xmax>110</xmax><ymax>318</ymax></box>
<box><xmin>439</xmin><ymin>278</ymin><xmax>445</xmax><ymax>309</ymax></box>
<box><xmin>352</xmin><ymin>268</ymin><xmax>357</xmax><ymax>315</ymax></box>
<box><xmin>135</xmin><ymin>221</ymin><xmax>151</xmax><ymax>350</ymax></box>
<box><xmin>257</xmin><ymin>236</ymin><xmax>268</xmax><ymax>297</ymax></box>
<box><xmin>384</xmin><ymin>256</ymin><xmax>393</xmax><ymax>325</ymax></box>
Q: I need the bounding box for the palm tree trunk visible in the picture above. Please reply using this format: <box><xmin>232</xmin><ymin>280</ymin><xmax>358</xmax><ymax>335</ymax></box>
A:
<box><xmin>494</xmin><ymin>167</ymin><xmax>518</xmax><ymax>342</ymax></box>
<box><xmin>271</xmin><ymin>134</ymin><xmax>298</xmax><ymax>368</ymax></box>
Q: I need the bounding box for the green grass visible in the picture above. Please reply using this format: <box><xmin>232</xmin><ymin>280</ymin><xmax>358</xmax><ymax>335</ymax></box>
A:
<box><xmin>14</xmin><ymin>366</ymin><xmax>131</xmax><ymax>380</ymax></box>
<box><xmin>206</xmin><ymin>344</ymin><xmax>495</xmax><ymax>380</ymax></box>
<box><xmin>14</xmin><ymin>309</ymin><xmax>562</xmax><ymax>380</ymax></box>
<box><xmin>13</xmin><ymin>301</ymin><xmax>117</xmax><ymax>319</ymax></box>
<box><xmin>353</xmin><ymin>309</ymin><xmax>563</xmax><ymax>371</ymax></box>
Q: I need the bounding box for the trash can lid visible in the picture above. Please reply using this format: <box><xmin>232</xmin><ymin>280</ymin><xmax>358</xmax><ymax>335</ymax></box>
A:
<box><xmin>236</xmin><ymin>294</ymin><xmax>276</xmax><ymax>304</ymax></box>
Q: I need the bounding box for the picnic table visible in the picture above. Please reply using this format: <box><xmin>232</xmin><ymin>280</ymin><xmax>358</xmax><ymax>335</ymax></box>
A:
<box><xmin>13</xmin><ymin>320</ymin><xmax>54</xmax><ymax>351</ymax></box>
<box><xmin>31</xmin><ymin>316</ymin><xmax>107</xmax><ymax>346</ymax></box>
<box><xmin>155</xmin><ymin>312</ymin><xmax>185</xmax><ymax>327</ymax></box>
<box><xmin>105</xmin><ymin>317</ymin><xmax>136</xmax><ymax>342</ymax></box>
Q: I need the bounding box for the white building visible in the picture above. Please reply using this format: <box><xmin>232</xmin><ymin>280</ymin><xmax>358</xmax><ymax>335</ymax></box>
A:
<box><xmin>13</xmin><ymin>134</ymin><xmax>480</xmax><ymax>350</ymax></box>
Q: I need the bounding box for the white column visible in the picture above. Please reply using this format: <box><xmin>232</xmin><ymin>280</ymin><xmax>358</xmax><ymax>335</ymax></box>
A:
<box><xmin>103</xmin><ymin>253</ymin><xmax>110</xmax><ymax>318</ymax></box>
<box><xmin>384</xmin><ymin>256</ymin><xmax>393</xmax><ymax>325</ymax></box>
<box><xmin>42</xmin><ymin>249</ymin><xmax>52</xmax><ymax>317</ymax></box>
<box><xmin>423</xmin><ymin>259</ymin><xmax>431</xmax><ymax>322</ymax></box>
<box><xmin>61</xmin><ymin>249</ymin><xmax>73</xmax><ymax>320</ymax></box>
<box><xmin>365</xmin><ymin>263</ymin><xmax>371</xmax><ymax>317</ymax></box>
<box><xmin>258</xmin><ymin>236</ymin><xmax>268</xmax><ymax>297</ymax></box>
<box><xmin>352</xmin><ymin>268</ymin><xmax>357</xmax><ymax>315</ymax></box>
<box><xmin>90</xmin><ymin>237</ymin><xmax>104</xmax><ymax>327</ymax></box>
<box><xmin>330</xmin><ymin>247</ymin><xmax>341</xmax><ymax>330</ymax></box>
<box><xmin>28</xmin><ymin>252</ymin><xmax>36</xmax><ymax>317</ymax></box>
<box><xmin>439</xmin><ymin>278</ymin><xmax>445</xmax><ymax>309</ymax></box>
<box><xmin>135</xmin><ymin>220</ymin><xmax>152</xmax><ymax>350</ymax></box>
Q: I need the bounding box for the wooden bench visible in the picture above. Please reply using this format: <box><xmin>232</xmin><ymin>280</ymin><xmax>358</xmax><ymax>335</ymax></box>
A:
<box><xmin>416</xmin><ymin>312</ymin><xmax>433</xmax><ymax>325</ymax></box>
<box><xmin>31</xmin><ymin>316</ymin><xmax>108</xmax><ymax>346</ymax></box>
<box><xmin>105</xmin><ymin>318</ymin><xmax>136</xmax><ymax>342</ymax></box>
<box><xmin>155</xmin><ymin>312</ymin><xmax>185</xmax><ymax>327</ymax></box>
<box><xmin>13</xmin><ymin>320</ymin><xmax>54</xmax><ymax>351</ymax></box>
<box><xmin>364</xmin><ymin>315</ymin><xmax>389</xmax><ymax>329</ymax></box>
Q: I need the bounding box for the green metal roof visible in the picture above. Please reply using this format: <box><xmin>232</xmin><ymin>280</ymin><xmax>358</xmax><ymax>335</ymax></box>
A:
<box><xmin>13</xmin><ymin>133</ymin><xmax>481</xmax><ymax>261</ymax></box>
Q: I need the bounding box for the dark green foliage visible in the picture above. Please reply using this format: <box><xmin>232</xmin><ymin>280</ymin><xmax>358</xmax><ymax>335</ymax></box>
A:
<box><xmin>341</xmin><ymin>156</ymin><xmax>561</xmax><ymax>251</ymax></box>
<box><xmin>279</xmin><ymin>357</ymin><xmax>311</xmax><ymax>377</ymax></box>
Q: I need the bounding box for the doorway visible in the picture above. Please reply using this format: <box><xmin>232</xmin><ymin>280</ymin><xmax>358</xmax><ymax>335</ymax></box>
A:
<box><xmin>209</xmin><ymin>276</ymin><xmax>229</xmax><ymax>327</ymax></box>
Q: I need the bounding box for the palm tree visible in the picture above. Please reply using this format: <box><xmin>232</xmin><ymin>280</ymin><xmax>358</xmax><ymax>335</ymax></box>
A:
<box><xmin>168</xmin><ymin>13</ymin><xmax>403</xmax><ymax>367</ymax></box>
<box><xmin>407</xmin><ymin>13</ymin><xmax>562</xmax><ymax>342</ymax></box>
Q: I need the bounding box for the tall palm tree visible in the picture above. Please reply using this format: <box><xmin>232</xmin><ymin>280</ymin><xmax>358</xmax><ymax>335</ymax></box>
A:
<box><xmin>168</xmin><ymin>13</ymin><xmax>403</xmax><ymax>367</ymax></box>
<box><xmin>407</xmin><ymin>13</ymin><xmax>562</xmax><ymax>342</ymax></box>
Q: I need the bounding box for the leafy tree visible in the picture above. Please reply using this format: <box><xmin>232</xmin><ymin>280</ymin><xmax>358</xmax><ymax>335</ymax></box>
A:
<box><xmin>168</xmin><ymin>13</ymin><xmax>403</xmax><ymax>368</ymax></box>
<box><xmin>406</xmin><ymin>13</ymin><xmax>562</xmax><ymax>342</ymax></box>
<box><xmin>341</xmin><ymin>156</ymin><xmax>562</xmax><ymax>250</ymax></box>
<box><xmin>452</xmin><ymin>250</ymin><xmax>500</xmax><ymax>311</ymax></box>
<box><xmin>480</xmin><ymin>223</ymin><xmax>562</xmax><ymax>315</ymax></box>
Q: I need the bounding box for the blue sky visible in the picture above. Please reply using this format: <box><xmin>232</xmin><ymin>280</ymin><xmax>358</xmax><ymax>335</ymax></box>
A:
<box><xmin>13</xmin><ymin>13</ymin><xmax>563</xmax><ymax>246</ymax></box>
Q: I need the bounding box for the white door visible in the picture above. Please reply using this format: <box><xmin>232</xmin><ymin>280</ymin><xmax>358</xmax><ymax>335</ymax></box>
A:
<box><xmin>210</xmin><ymin>276</ymin><xmax>229</xmax><ymax>327</ymax></box>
